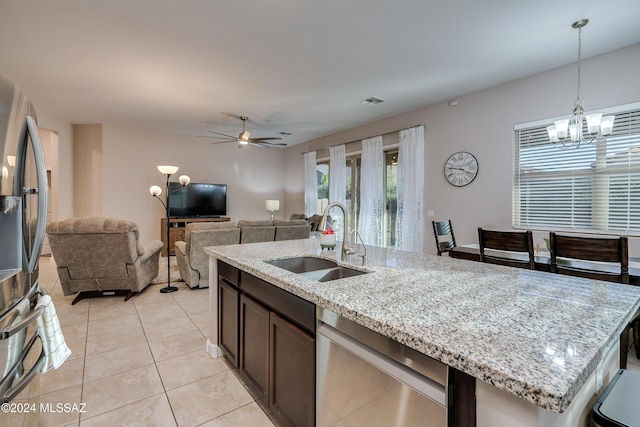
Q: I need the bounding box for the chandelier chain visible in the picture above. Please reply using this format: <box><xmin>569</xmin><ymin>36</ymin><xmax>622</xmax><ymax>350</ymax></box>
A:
<box><xmin>576</xmin><ymin>25</ymin><xmax>582</xmax><ymax>103</ymax></box>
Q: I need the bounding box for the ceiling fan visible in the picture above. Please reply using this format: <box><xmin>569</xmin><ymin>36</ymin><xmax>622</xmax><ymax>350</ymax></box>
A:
<box><xmin>204</xmin><ymin>116</ymin><xmax>287</xmax><ymax>148</ymax></box>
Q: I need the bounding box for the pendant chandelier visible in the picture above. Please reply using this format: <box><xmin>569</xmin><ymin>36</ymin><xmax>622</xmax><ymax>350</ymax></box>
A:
<box><xmin>546</xmin><ymin>19</ymin><xmax>615</xmax><ymax>148</ymax></box>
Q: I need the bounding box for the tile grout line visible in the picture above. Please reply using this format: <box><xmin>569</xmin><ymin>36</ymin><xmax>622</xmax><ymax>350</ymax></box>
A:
<box><xmin>134</xmin><ymin>291</ymin><xmax>181</xmax><ymax>427</ymax></box>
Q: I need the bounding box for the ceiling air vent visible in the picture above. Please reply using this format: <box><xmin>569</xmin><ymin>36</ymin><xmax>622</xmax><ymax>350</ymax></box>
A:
<box><xmin>361</xmin><ymin>96</ymin><xmax>385</xmax><ymax>105</ymax></box>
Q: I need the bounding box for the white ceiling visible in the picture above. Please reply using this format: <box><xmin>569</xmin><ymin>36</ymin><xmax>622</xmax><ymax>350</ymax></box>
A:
<box><xmin>1</xmin><ymin>0</ymin><xmax>639</xmax><ymax>146</ymax></box>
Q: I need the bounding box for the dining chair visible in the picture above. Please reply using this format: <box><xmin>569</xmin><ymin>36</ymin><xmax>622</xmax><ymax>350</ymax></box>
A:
<box><xmin>548</xmin><ymin>232</ymin><xmax>629</xmax><ymax>283</ymax></box>
<box><xmin>548</xmin><ymin>232</ymin><xmax>636</xmax><ymax>368</ymax></box>
<box><xmin>432</xmin><ymin>220</ymin><xmax>456</xmax><ymax>256</ymax></box>
<box><xmin>477</xmin><ymin>228</ymin><xmax>535</xmax><ymax>269</ymax></box>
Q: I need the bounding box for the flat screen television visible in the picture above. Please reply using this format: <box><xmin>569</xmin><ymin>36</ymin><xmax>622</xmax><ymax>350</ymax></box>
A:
<box><xmin>168</xmin><ymin>182</ymin><xmax>227</xmax><ymax>218</ymax></box>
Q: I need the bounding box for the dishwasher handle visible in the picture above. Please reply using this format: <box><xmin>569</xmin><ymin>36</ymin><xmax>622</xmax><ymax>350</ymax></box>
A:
<box><xmin>317</xmin><ymin>323</ymin><xmax>446</xmax><ymax>407</ymax></box>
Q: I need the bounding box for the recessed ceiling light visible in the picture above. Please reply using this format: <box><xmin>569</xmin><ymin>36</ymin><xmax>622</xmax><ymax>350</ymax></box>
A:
<box><xmin>361</xmin><ymin>96</ymin><xmax>385</xmax><ymax>105</ymax></box>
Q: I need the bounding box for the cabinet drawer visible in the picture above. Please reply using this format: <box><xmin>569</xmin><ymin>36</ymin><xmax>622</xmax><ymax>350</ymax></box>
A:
<box><xmin>241</xmin><ymin>272</ymin><xmax>315</xmax><ymax>334</ymax></box>
<box><xmin>218</xmin><ymin>261</ymin><xmax>240</xmax><ymax>287</ymax></box>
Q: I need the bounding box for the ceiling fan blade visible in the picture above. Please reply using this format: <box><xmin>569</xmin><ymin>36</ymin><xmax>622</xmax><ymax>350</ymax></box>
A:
<box><xmin>208</xmin><ymin>130</ymin><xmax>237</xmax><ymax>139</ymax></box>
<box><xmin>249</xmin><ymin>142</ymin><xmax>270</xmax><ymax>148</ymax></box>
<box><xmin>256</xmin><ymin>141</ymin><xmax>287</xmax><ymax>146</ymax></box>
<box><xmin>248</xmin><ymin>137</ymin><xmax>282</xmax><ymax>141</ymax></box>
<box><xmin>197</xmin><ymin>135</ymin><xmax>235</xmax><ymax>141</ymax></box>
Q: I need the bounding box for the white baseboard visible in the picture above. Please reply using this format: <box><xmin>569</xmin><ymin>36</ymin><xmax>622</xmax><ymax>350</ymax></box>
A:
<box><xmin>206</xmin><ymin>339</ymin><xmax>222</xmax><ymax>359</ymax></box>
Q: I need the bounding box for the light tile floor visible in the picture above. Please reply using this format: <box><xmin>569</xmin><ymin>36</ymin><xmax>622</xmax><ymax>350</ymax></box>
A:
<box><xmin>35</xmin><ymin>257</ymin><xmax>276</xmax><ymax>427</ymax></box>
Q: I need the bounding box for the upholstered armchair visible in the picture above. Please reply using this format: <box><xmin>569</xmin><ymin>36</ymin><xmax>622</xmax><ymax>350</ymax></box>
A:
<box><xmin>46</xmin><ymin>217</ymin><xmax>163</xmax><ymax>304</ymax></box>
<box><xmin>175</xmin><ymin>222</ymin><xmax>241</xmax><ymax>288</ymax></box>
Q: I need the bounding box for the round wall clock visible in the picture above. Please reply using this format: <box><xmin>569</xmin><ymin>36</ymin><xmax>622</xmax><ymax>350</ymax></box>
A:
<box><xmin>444</xmin><ymin>151</ymin><xmax>478</xmax><ymax>187</ymax></box>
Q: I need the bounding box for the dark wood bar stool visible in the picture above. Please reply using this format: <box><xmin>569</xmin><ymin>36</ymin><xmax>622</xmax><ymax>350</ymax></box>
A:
<box><xmin>432</xmin><ymin>220</ymin><xmax>456</xmax><ymax>256</ymax></box>
<box><xmin>549</xmin><ymin>233</ymin><xmax>629</xmax><ymax>283</ymax></box>
<box><xmin>548</xmin><ymin>232</ymin><xmax>637</xmax><ymax>368</ymax></box>
<box><xmin>477</xmin><ymin>228</ymin><xmax>535</xmax><ymax>269</ymax></box>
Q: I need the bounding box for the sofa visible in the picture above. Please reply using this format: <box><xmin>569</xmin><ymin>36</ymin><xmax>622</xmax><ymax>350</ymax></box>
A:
<box><xmin>175</xmin><ymin>219</ymin><xmax>311</xmax><ymax>288</ymax></box>
<box><xmin>46</xmin><ymin>217</ymin><xmax>163</xmax><ymax>304</ymax></box>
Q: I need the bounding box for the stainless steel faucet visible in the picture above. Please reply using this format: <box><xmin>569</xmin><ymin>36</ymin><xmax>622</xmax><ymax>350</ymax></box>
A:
<box><xmin>319</xmin><ymin>202</ymin><xmax>354</xmax><ymax>261</ymax></box>
<box><xmin>350</xmin><ymin>229</ymin><xmax>367</xmax><ymax>265</ymax></box>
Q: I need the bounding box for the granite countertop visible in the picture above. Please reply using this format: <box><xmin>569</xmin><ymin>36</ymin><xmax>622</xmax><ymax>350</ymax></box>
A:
<box><xmin>205</xmin><ymin>237</ymin><xmax>640</xmax><ymax>413</ymax></box>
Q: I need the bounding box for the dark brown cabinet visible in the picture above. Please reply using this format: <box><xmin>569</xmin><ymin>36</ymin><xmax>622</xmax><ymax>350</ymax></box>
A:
<box><xmin>269</xmin><ymin>312</ymin><xmax>315</xmax><ymax>427</ymax></box>
<box><xmin>240</xmin><ymin>294</ymin><xmax>269</xmax><ymax>404</ymax></box>
<box><xmin>218</xmin><ymin>260</ymin><xmax>315</xmax><ymax>426</ymax></box>
<box><xmin>218</xmin><ymin>279</ymin><xmax>239</xmax><ymax>368</ymax></box>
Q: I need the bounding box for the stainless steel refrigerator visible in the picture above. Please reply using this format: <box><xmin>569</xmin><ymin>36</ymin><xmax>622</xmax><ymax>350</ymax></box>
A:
<box><xmin>0</xmin><ymin>67</ymin><xmax>52</xmax><ymax>413</ymax></box>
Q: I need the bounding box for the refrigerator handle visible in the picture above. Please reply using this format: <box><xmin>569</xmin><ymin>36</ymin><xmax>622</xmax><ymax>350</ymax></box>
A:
<box><xmin>0</xmin><ymin>333</ymin><xmax>46</xmax><ymax>403</ymax></box>
<box><xmin>0</xmin><ymin>305</ymin><xmax>44</xmax><ymax>340</ymax></box>
<box><xmin>13</xmin><ymin>116</ymin><xmax>48</xmax><ymax>274</ymax></box>
<box><xmin>0</xmin><ymin>287</ymin><xmax>46</xmax><ymax>339</ymax></box>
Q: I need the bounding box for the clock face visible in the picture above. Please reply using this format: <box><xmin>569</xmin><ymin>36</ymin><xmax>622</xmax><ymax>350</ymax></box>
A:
<box><xmin>444</xmin><ymin>151</ymin><xmax>478</xmax><ymax>187</ymax></box>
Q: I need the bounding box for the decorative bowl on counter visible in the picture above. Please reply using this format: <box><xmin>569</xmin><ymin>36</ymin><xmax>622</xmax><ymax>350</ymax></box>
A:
<box><xmin>320</xmin><ymin>229</ymin><xmax>336</xmax><ymax>250</ymax></box>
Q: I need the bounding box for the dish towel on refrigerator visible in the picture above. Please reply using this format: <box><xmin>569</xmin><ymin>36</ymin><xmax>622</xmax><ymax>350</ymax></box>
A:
<box><xmin>35</xmin><ymin>295</ymin><xmax>71</xmax><ymax>373</ymax></box>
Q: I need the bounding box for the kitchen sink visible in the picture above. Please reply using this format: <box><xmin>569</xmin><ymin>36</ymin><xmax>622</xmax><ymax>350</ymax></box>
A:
<box><xmin>310</xmin><ymin>266</ymin><xmax>368</xmax><ymax>282</ymax></box>
<box><xmin>266</xmin><ymin>256</ymin><xmax>339</xmax><ymax>273</ymax></box>
<box><xmin>266</xmin><ymin>256</ymin><xmax>369</xmax><ymax>282</ymax></box>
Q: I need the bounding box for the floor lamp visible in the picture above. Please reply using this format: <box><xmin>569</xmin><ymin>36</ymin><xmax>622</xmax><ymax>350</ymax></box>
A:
<box><xmin>150</xmin><ymin>165</ymin><xmax>190</xmax><ymax>293</ymax></box>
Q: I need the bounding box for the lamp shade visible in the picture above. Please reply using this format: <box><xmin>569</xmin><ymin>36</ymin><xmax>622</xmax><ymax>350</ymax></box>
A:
<box><xmin>546</xmin><ymin>126</ymin><xmax>559</xmax><ymax>143</ymax></box>
<box><xmin>157</xmin><ymin>165</ymin><xmax>179</xmax><ymax>175</ymax></box>
<box><xmin>266</xmin><ymin>200</ymin><xmax>280</xmax><ymax>211</ymax></box>
<box><xmin>586</xmin><ymin>113</ymin><xmax>602</xmax><ymax>134</ymax></box>
<box><xmin>6</xmin><ymin>155</ymin><xmax>15</xmax><ymax>167</ymax></box>
<box><xmin>149</xmin><ymin>185</ymin><xmax>162</xmax><ymax>196</ymax></box>
<box><xmin>554</xmin><ymin>119</ymin><xmax>570</xmax><ymax>139</ymax></box>
<box><xmin>600</xmin><ymin>116</ymin><xmax>615</xmax><ymax>135</ymax></box>
<box><xmin>178</xmin><ymin>175</ymin><xmax>191</xmax><ymax>186</ymax></box>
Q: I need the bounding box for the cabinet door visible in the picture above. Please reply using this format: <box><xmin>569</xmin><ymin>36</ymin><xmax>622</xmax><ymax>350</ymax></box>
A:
<box><xmin>269</xmin><ymin>312</ymin><xmax>315</xmax><ymax>427</ymax></box>
<box><xmin>240</xmin><ymin>294</ymin><xmax>270</xmax><ymax>404</ymax></box>
<box><xmin>218</xmin><ymin>279</ymin><xmax>239</xmax><ymax>367</ymax></box>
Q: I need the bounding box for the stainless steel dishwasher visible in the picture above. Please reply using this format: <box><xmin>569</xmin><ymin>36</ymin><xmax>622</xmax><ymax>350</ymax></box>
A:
<box><xmin>316</xmin><ymin>308</ymin><xmax>448</xmax><ymax>426</ymax></box>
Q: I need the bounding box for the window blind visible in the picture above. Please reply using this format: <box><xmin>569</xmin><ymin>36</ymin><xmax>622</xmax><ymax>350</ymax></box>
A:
<box><xmin>514</xmin><ymin>103</ymin><xmax>640</xmax><ymax>235</ymax></box>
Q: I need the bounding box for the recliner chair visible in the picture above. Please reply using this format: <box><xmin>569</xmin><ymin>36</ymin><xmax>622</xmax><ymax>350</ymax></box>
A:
<box><xmin>175</xmin><ymin>221</ymin><xmax>241</xmax><ymax>288</ymax></box>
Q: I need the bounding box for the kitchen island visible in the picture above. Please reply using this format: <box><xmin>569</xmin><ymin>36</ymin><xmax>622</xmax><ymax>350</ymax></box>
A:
<box><xmin>205</xmin><ymin>238</ymin><xmax>640</xmax><ymax>426</ymax></box>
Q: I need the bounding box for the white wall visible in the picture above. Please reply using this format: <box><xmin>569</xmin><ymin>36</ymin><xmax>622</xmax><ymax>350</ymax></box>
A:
<box><xmin>37</xmin><ymin>115</ymin><xmax>72</xmax><ymax>220</ymax></box>
<box><xmin>285</xmin><ymin>43</ymin><xmax>640</xmax><ymax>255</ymax></box>
<box><xmin>101</xmin><ymin>125</ymin><xmax>286</xmax><ymax>243</ymax></box>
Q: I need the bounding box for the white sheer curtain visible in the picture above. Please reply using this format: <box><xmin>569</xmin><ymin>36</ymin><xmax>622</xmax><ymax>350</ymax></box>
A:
<box><xmin>358</xmin><ymin>136</ymin><xmax>384</xmax><ymax>246</ymax></box>
<box><xmin>304</xmin><ymin>151</ymin><xmax>318</xmax><ymax>216</ymax></box>
<box><xmin>395</xmin><ymin>125</ymin><xmax>425</xmax><ymax>252</ymax></box>
<box><xmin>329</xmin><ymin>144</ymin><xmax>347</xmax><ymax>239</ymax></box>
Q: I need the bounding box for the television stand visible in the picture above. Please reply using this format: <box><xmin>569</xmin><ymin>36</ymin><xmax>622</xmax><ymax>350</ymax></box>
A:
<box><xmin>160</xmin><ymin>217</ymin><xmax>231</xmax><ymax>256</ymax></box>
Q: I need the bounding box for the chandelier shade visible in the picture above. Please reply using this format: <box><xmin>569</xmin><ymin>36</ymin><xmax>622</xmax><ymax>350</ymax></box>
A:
<box><xmin>546</xmin><ymin>19</ymin><xmax>615</xmax><ymax>148</ymax></box>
